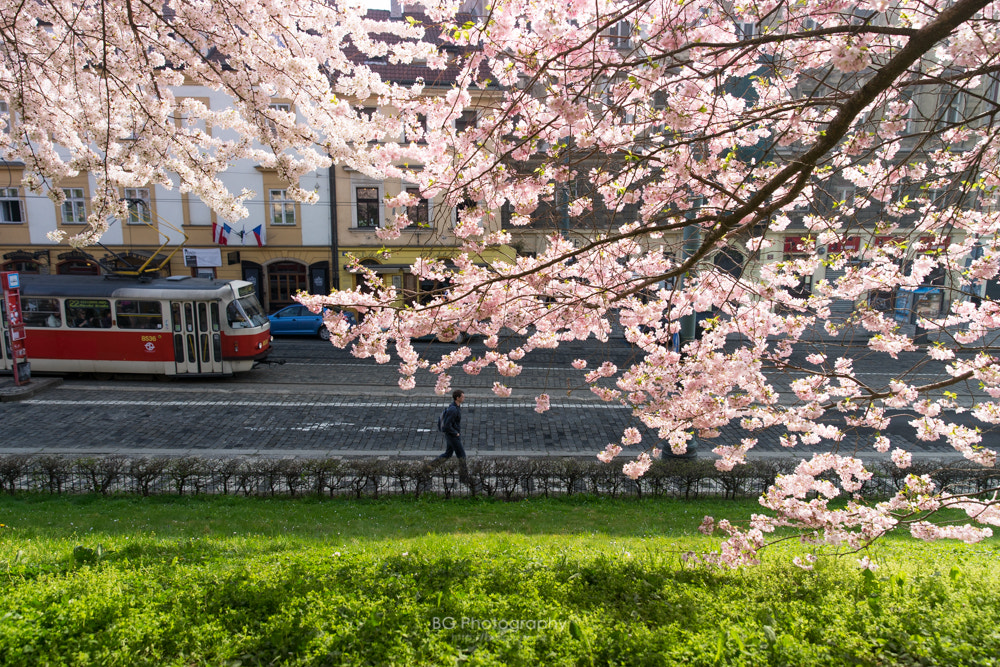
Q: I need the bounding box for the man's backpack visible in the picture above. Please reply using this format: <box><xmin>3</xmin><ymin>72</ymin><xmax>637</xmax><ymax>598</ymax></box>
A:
<box><xmin>437</xmin><ymin>408</ymin><xmax>448</xmax><ymax>433</ymax></box>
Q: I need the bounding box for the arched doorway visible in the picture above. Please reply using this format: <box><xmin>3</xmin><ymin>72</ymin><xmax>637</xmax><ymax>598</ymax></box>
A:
<box><xmin>0</xmin><ymin>259</ymin><xmax>40</xmax><ymax>274</ymax></box>
<box><xmin>101</xmin><ymin>252</ymin><xmax>168</xmax><ymax>277</ymax></box>
<box><xmin>713</xmin><ymin>248</ymin><xmax>745</xmax><ymax>280</ymax></box>
<box><xmin>352</xmin><ymin>259</ymin><xmax>385</xmax><ymax>322</ymax></box>
<box><xmin>56</xmin><ymin>258</ymin><xmax>100</xmax><ymax>275</ymax></box>
<box><xmin>355</xmin><ymin>259</ymin><xmax>383</xmax><ymax>294</ymax></box>
<box><xmin>267</xmin><ymin>260</ymin><xmax>307</xmax><ymax>311</ymax></box>
<box><xmin>2</xmin><ymin>251</ymin><xmax>42</xmax><ymax>274</ymax></box>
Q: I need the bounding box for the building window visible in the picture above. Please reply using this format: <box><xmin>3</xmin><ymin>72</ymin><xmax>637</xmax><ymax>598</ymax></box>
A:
<box><xmin>406</xmin><ymin>187</ymin><xmax>429</xmax><ymax>227</ymax></box>
<box><xmin>356</xmin><ymin>186</ymin><xmax>380</xmax><ymax>228</ymax></box>
<box><xmin>455</xmin><ymin>110</ymin><xmax>477</xmax><ymax>134</ymax></box>
<box><xmin>979</xmin><ymin>190</ymin><xmax>1000</xmax><ymax>213</ymax></box>
<box><xmin>124</xmin><ymin>188</ymin><xmax>151</xmax><ymax>224</ymax></box>
<box><xmin>938</xmin><ymin>89</ymin><xmax>967</xmax><ymax>126</ymax></box>
<box><xmin>606</xmin><ymin>20</ymin><xmax>631</xmax><ymax>47</ymax></box>
<box><xmin>61</xmin><ymin>188</ymin><xmax>87</xmax><ymax>224</ymax></box>
<box><xmin>735</xmin><ymin>22</ymin><xmax>758</xmax><ymax>40</ymax></box>
<box><xmin>57</xmin><ymin>258</ymin><xmax>100</xmax><ymax>275</ymax></box>
<box><xmin>0</xmin><ymin>187</ymin><xmax>22</xmax><ymax>223</ymax></box>
<box><xmin>454</xmin><ymin>198</ymin><xmax>475</xmax><ymax>228</ymax></box>
<box><xmin>905</xmin><ymin>96</ymin><xmax>922</xmax><ymax>135</ymax></box>
<box><xmin>1</xmin><ymin>259</ymin><xmax>40</xmax><ymax>274</ymax></box>
<box><xmin>403</xmin><ymin>113</ymin><xmax>427</xmax><ymax>143</ymax></box>
<box><xmin>266</xmin><ymin>103</ymin><xmax>291</xmax><ymax>136</ymax></box>
<box><xmin>851</xmin><ymin>8</ymin><xmax>877</xmax><ymax>25</ymax></box>
<box><xmin>833</xmin><ymin>185</ymin><xmax>855</xmax><ymax>209</ymax></box>
<box><xmin>987</xmin><ymin>74</ymin><xmax>1000</xmax><ymax>105</ymax></box>
<box><xmin>361</xmin><ymin>107</ymin><xmax>382</xmax><ymax>142</ymax></box>
<box><xmin>269</xmin><ymin>189</ymin><xmax>295</xmax><ymax>225</ymax></box>
<box><xmin>0</xmin><ymin>100</ymin><xmax>9</xmax><ymax>134</ymax></box>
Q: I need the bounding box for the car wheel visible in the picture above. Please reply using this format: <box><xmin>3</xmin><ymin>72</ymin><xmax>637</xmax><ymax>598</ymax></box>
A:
<box><xmin>318</xmin><ymin>325</ymin><xmax>331</xmax><ymax>341</ymax></box>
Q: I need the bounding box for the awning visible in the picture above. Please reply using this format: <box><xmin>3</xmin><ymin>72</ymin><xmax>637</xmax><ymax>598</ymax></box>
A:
<box><xmin>346</xmin><ymin>263</ymin><xmax>412</xmax><ymax>274</ymax></box>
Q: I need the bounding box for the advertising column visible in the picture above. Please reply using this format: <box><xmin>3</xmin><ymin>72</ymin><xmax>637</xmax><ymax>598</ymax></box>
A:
<box><xmin>1</xmin><ymin>271</ymin><xmax>30</xmax><ymax>385</ymax></box>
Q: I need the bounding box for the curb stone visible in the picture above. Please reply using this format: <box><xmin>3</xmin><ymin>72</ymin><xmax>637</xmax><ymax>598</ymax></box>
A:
<box><xmin>0</xmin><ymin>376</ymin><xmax>63</xmax><ymax>402</ymax></box>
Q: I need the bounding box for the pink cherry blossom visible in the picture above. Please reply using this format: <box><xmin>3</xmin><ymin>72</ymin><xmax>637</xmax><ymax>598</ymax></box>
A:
<box><xmin>492</xmin><ymin>382</ymin><xmax>512</xmax><ymax>398</ymax></box>
<box><xmin>9</xmin><ymin>0</ymin><xmax>1000</xmax><ymax>566</ymax></box>
<box><xmin>891</xmin><ymin>448</ymin><xmax>912</xmax><ymax>470</ymax></box>
<box><xmin>622</xmin><ymin>453</ymin><xmax>653</xmax><ymax>480</ymax></box>
<box><xmin>597</xmin><ymin>444</ymin><xmax>622</xmax><ymax>464</ymax></box>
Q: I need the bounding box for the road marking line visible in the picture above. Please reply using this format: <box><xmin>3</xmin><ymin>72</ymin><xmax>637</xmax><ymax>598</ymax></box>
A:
<box><xmin>277</xmin><ymin>362</ymin><xmax>943</xmax><ymax>379</ymax></box>
<box><xmin>23</xmin><ymin>398</ymin><xmax>626</xmax><ymax>410</ymax></box>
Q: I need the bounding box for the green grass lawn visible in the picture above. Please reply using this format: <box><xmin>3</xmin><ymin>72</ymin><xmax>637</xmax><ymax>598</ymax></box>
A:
<box><xmin>2</xmin><ymin>494</ymin><xmax>1000</xmax><ymax>666</ymax></box>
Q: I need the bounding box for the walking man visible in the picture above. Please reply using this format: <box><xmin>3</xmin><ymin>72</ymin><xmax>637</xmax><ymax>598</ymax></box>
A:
<box><xmin>426</xmin><ymin>389</ymin><xmax>472</xmax><ymax>485</ymax></box>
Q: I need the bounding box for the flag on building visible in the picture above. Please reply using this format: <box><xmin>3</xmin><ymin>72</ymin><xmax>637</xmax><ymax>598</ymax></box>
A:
<box><xmin>250</xmin><ymin>224</ymin><xmax>266</xmax><ymax>247</ymax></box>
<box><xmin>212</xmin><ymin>221</ymin><xmax>230</xmax><ymax>246</ymax></box>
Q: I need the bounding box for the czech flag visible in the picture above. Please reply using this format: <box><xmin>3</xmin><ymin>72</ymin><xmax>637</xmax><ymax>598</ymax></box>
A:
<box><xmin>250</xmin><ymin>224</ymin><xmax>266</xmax><ymax>247</ymax></box>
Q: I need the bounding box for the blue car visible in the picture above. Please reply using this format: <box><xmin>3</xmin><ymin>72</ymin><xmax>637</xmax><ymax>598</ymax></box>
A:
<box><xmin>267</xmin><ymin>305</ymin><xmax>355</xmax><ymax>340</ymax></box>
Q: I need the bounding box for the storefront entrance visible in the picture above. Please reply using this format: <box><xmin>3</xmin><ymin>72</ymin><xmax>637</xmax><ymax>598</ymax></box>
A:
<box><xmin>267</xmin><ymin>261</ymin><xmax>307</xmax><ymax>311</ymax></box>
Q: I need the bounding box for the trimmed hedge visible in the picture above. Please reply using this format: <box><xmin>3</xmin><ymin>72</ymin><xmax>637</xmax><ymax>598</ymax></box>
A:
<box><xmin>0</xmin><ymin>453</ymin><xmax>996</xmax><ymax>499</ymax></box>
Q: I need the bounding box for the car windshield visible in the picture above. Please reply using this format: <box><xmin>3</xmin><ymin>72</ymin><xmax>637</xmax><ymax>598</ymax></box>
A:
<box><xmin>228</xmin><ymin>296</ymin><xmax>269</xmax><ymax>328</ymax></box>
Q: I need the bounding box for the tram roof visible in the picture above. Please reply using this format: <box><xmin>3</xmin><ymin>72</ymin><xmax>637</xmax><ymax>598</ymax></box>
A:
<box><xmin>18</xmin><ymin>275</ymin><xmax>248</xmax><ymax>299</ymax></box>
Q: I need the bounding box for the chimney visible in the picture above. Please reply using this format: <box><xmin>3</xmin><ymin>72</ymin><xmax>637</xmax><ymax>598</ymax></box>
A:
<box><xmin>390</xmin><ymin>0</ymin><xmax>403</xmax><ymax>17</ymax></box>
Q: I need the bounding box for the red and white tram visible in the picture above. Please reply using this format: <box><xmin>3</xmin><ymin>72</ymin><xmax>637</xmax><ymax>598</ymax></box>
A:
<box><xmin>0</xmin><ymin>275</ymin><xmax>271</xmax><ymax>377</ymax></box>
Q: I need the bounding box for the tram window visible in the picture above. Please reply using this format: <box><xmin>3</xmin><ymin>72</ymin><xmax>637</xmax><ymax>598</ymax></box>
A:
<box><xmin>65</xmin><ymin>298</ymin><xmax>112</xmax><ymax>328</ymax></box>
<box><xmin>197</xmin><ymin>303</ymin><xmax>208</xmax><ymax>332</ymax></box>
<box><xmin>235</xmin><ymin>296</ymin><xmax>268</xmax><ymax>327</ymax></box>
<box><xmin>116</xmin><ymin>300</ymin><xmax>163</xmax><ymax>330</ymax></box>
<box><xmin>227</xmin><ymin>301</ymin><xmax>249</xmax><ymax>328</ymax></box>
<box><xmin>227</xmin><ymin>297</ymin><xmax>268</xmax><ymax>329</ymax></box>
<box><xmin>21</xmin><ymin>298</ymin><xmax>61</xmax><ymax>328</ymax></box>
<box><xmin>210</xmin><ymin>303</ymin><xmax>221</xmax><ymax>332</ymax></box>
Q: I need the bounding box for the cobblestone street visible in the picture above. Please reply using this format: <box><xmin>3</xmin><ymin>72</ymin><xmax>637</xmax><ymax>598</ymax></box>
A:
<box><xmin>1</xmin><ymin>336</ymin><xmax>996</xmax><ymax>461</ymax></box>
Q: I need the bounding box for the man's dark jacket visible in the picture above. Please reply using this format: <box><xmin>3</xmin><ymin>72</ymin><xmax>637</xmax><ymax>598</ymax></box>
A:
<box><xmin>440</xmin><ymin>402</ymin><xmax>461</xmax><ymax>436</ymax></box>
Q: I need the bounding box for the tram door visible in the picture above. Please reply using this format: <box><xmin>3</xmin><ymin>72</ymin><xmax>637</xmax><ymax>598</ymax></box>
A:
<box><xmin>171</xmin><ymin>301</ymin><xmax>224</xmax><ymax>375</ymax></box>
